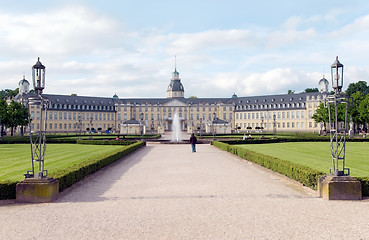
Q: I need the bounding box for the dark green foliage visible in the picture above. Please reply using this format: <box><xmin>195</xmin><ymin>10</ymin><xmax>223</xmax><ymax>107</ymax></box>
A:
<box><xmin>356</xmin><ymin>177</ymin><xmax>369</xmax><ymax>197</ymax></box>
<box><xmin>346</xmin><ymin>81</ymin><xmax>368</xmax><ymax>96</ymax></box>
<box><xmin>0</xmin><ymin>181</ymin><xmax>17</xmax><ymax>200</ymax></box>
<box><xmin>303</xmin><ymin>88</ymin><xmax>319</xmax><ymax>93</ymax></box>
<box><xmin>77</xmin><ymin>139</ymin><xmax>137</xmax><ymax>145</ymax></box>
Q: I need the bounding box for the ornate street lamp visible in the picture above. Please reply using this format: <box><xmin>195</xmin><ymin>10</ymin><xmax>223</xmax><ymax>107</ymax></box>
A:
<box><xmin>327</xmin><ymin>56</ymin><xmax>349</xmax><ymax>176</ymax></box>
<box><xmin>89</xmin><ymin>116</ymin><xmax>93</xmax><ymax>139</ymax></box>
<box><xmin>261</xmin><ymin>115</ymin><xmax>264</xmax><ymax>139</ymax></box>
<box><xmin>273</xmin><ymin>113</ymin><xmax>277</xmax><ymax>137</ymax></box>
<box><xmin>140</xmin><ymin>113</ymin><xmax>144</xmax><ymax>140</ymax></box>
<box><xmin>25</xmin><ymin>58</ymin><xmax>48</xmax><ymax>178</ymax></box>
<box><xmin>212</xmin><ymin>112</ymin><xmax>216</xmax><ymax>140</ymax></box>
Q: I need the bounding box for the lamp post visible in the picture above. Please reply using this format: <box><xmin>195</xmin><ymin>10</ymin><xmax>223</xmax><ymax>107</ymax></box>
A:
<box><xmin>89</xmin><ymin>116</ymin><xmax>93</xmax><ymax>139</ymax></box>
<box><xmin>327</xmin><ymin>56</ymin><xmax>350</xmax><ymax>176</ymax></box>
<box><xmin>78</xmin><ymin>113</ymin><xmax>82</xmax><ymax>139</ymax></box>
<box><xmin>273</xmin><ymin>113</ymin><xmax>277</xmax><ymax>137</ymax></box>
<box><xmin>140</xmin><ymin>113</ymin><xmax>144</xmax><ymax>140</ymax></box>
<box><xmin>261</xmin><ymin>115</ymin><xmax>264</xmax><ymax>139</ymax></box>
<box><xmin>25</xmin><ymin>58</ymin><xmax>48</xmax><ymax>179</ymax></box>
<box><xmin>318</xmin><ymin>57</ymin><xmax>361</xmax><ymax>200</ymax></box>
<box><xmin>16</xmin><ymin>58</ymin><xmax>59</xmax><ymax>203</ymax></box>
<box><xmin>212</xmin><ymin>112</ymin><xmax>216</xmax><ymax>140</ymax></box>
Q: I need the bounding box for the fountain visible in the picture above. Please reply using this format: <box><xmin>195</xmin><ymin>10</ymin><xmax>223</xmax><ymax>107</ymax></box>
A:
<box><xmin>171</xmin><ymin>111</ymin><xmax>182</xmax><ymax>142</ymax></box>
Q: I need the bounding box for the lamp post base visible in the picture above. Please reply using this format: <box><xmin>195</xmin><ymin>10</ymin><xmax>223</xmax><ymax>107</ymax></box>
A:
<box><xmin>318</xmin><ymin>175</ymin><xmax>361</xmax><ymax>200</ymax></box>
<box><xmin>16</xmin><ymin>177</ymin><xmax>59</xmax><ymax>203</ymax></box>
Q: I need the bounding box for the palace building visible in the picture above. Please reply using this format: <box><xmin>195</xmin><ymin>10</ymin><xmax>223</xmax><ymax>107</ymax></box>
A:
<box><xmin>14</xmin><ymin>67</ymin><xmax>325</xmax><ymax>135</ymax></box>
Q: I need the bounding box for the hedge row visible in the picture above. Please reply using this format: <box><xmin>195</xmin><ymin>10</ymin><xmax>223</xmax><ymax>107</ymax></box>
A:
<box><xmin>0</xmin><ymin>141</ymin><xmax>145</xmax><ymax>200</ymax></box>
<box><xmin>211</xmin><ymin>141</ymin><xmax>325</xmax><ymax>190</ymax></box>
<box><xmin>76</xmin><ymin>139</ymin><xmax>137</xmax><ymax>145</ymax></box>
<box><xmin>0</xmin><ymin>136</ymin><xmax>77</xmax><ymax>144</ymax></box>
<box><xmin>52</xmin><ymin>141</ymin><xmax>145</xmax><ymax>192</ymax></box>
<box><xmin>221</xmin><ymin>137</ymin><xmax>369</xmax><ymax>145</ymax></box>
<box><xmin>212</xmin><ymin>141</ymin><xmax>369</xmax><ymax>196</ymax></box>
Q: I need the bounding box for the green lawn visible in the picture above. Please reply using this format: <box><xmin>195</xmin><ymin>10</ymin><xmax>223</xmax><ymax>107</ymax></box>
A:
<box><xmin>236</xmin><ymin>142</ymin><xmax>369</xmax><ymax>177</ymax></box>
<box><xmin>0</xmin><ymin>144</ymin><xmax>128</xmax><ymax>182</ymax></box>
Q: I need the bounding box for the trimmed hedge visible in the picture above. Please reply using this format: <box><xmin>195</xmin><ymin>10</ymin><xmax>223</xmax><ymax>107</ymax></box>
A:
<box><xmin>212</xmin><ymin>141</ymin><xmax>369</xmax><ymax>196</ymax></box>
<box><xmin>0</xmin><ymin>141</ymin><xmax>145</xmax><ymax>200</ymax></box>
<box><xmin>212</xmin><ymin>141</ymin><xmax>325</xmax><ymax>190</ymax></box>
<box><xmin>53</xmin><ymin>141</ymin><xmax>145</xmax><ymax>192</ymax></box>
<box><xmin>77</xmin><ymin>139</ymin><xmax>137</xmax><ymax>145</ymax></box>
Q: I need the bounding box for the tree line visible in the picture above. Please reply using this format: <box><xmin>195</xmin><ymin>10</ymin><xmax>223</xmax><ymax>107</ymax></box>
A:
<box><xmin>312</xmin><ymin>81</ymin><xmax>369</xmax><ymax>133</ymax></box>
<box><xmin>0</xmin><ymin>88</ymin><xmax>29</xmax><ymax>136</ymax></box>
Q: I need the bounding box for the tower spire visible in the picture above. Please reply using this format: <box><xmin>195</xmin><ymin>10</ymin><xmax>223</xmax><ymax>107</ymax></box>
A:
<box><xmin>174</xmin><ymin>55</ymin><xmax>177</xmax><ymax>71</ymax></box>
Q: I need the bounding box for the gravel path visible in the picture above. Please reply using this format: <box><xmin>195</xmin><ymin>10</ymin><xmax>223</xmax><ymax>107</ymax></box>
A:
<box><xmin>1</xmin><ymin>144</ymin><xmax>369</xmax><ymax>239</ymax></box>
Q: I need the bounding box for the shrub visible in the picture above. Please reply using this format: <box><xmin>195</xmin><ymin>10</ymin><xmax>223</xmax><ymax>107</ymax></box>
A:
<box><xmin>212</xmin><ymin>141</ymin><xmax>325</xmax><ymax>189</ymax></box>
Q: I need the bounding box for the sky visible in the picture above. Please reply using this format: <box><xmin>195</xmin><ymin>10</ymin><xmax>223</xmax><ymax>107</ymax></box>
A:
<box><xmin>1</xmin><ymin>0</ymin><xmax>369</xmax><ymax>98</ymax></box>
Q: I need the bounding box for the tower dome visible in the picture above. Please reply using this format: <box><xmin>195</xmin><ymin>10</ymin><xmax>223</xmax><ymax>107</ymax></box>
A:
<box><xmin>19</xmin><ymin>76</ymin><xmax>30</xmax><ymax>94</ymax></box>
<box><xmin>167</xmin><ymin>68</ymin><xmax>184</xmax><ymax>98</ymax></box>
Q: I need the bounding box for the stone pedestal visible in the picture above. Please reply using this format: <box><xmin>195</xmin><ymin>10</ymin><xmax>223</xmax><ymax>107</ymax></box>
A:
<box><xmin>16</xmin><ymin>177</ymin><xmax>59</xmax><ymax>203</ymax></box>
<box><xmin>318</xmin><ymin>175</ymin><xmax>361</xmax><ymax>200</ymax></box>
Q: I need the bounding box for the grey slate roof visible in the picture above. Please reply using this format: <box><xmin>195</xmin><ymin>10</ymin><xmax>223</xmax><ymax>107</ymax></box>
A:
<box><xmin>167</xmin><ymin>80</ymin><xmax>184</xmax><ymax>92</ymax></box>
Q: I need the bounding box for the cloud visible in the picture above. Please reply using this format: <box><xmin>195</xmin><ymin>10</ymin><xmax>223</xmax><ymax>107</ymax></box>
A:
<box><xmin>1</xmin><ymin>3</ymin><xmax>369</xmax><ymax>100</ymax></box>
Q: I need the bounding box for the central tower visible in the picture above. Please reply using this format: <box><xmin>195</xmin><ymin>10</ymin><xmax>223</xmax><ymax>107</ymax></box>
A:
<box><xmin>167</xmin><ymin>67</ymin><xmax>185</xmax><ymax>98</ymax></box>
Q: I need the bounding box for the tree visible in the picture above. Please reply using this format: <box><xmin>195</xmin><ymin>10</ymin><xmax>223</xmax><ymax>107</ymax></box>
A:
<box><xmin>312</xmin><ymin>102</ymin><xmax>347</xmax><ymax>131</ymax></box>
<box><xmin>348</xmin><ymin>91</ymin><xmax>365</xmax><ymax>132</ymax></box>
<box><xmin>0</xmin><ymin>88</ymin><xmax>19</xmax><ymax>100</ymax></box>
<box><xmin>357</xmin><ymin>94</ymin><xmax>369</xmax><ymax>132</ymax></box>
<box><xmin>303</xmin><ymin>88</ymin><xmax>319</xmax><ymax>93</ymax></box>
<box><xmin>312</xmin><ymin>103</ymin><xmax>329</xmax><ymax>130</ymax></box>
<box><xmin>346</xmin><ymin>81</ymin><xmax>368</xmax><ymax>96</ymax></box>
<box><xmin>3</xmin><ymin>100</ymin><xmax>28</xmax><ymax>136</ymax></box>
<box><xmin>287</xmin><ymin>90</ymin><xmax>295</xmax><ymax>94</ymax></box>
<box><xmin>0</xmin><ymin>99</ymin><xmax>7</xmax><ymax>136</ymax></box>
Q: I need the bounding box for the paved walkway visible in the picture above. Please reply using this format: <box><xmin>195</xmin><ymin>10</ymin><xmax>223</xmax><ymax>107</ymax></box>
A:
<box><xmin>1</xmin><ymin>143</ymin><xmax>369</xmax><ymax>239</ymax></box>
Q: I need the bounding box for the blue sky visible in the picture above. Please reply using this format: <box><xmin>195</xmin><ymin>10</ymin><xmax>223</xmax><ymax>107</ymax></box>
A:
<box><xmin>1</xmin><ymin>0</ymin><xmax>369</xmax><ymax>98</ymax></box>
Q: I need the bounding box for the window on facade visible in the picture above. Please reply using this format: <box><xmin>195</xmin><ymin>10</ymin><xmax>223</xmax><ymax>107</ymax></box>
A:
<box><xmin>68</xmin><ymin>113</ymin><xmax>71</xmax><ymax>120</ymax></box>
<box><xmin>296</xmin><ymin>122</ymin><xmax>300</xmax><ymax>128</ymax></box>
<box><xmin>287</xmin><ymin>122</ymin><xmax>290</xmax><ymax>128</ymax></box>
<box><xmin>291</xmin><ymin>112</ymin><xmax>295</xmax><ymax>118</ymax></box>
<box><xmin>252</xmin><ymin>113</ymin><xmax>254</xmax><ymax>119</ymax></box>
<box><xmin>256</xmin><ymin>113</ymin><xmax>259</xmax><ymax>119</ymax></box>
<box><xmin>223</xmin><ymin>113</ymin><xmax>226</xmax><ymax>119</ymax></box>
<box><xmin>49</xmin><ymin>123</ymin><xmax>52</xmax><ymax>129</ymax></box>
<box><xmin>287</xmin><ymin>112</ymin><xmax>290</xmax><ymax>118</ymax></box>
<box><xmin>49</xmin><ymin>112</ymin><xmax>52</xmax><ymax>120</ymax></box>
<box><xmin>296</xmin><ymin>111</ymin><xmax>300</xmax><ymax>118</ymax></box>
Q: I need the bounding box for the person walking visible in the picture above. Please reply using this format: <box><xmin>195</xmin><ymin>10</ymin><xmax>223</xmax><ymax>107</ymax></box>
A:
<box><xmin>189</xmin><ymin>133</ymin><xmax>197</xmax><ymax>153</ymax></box>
